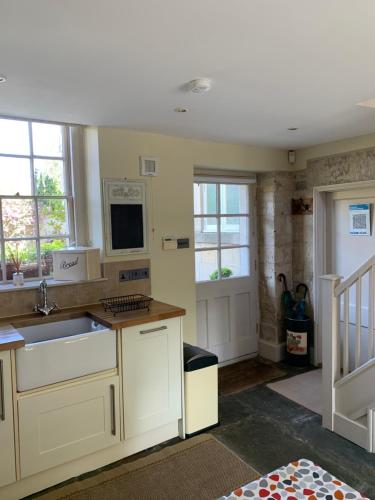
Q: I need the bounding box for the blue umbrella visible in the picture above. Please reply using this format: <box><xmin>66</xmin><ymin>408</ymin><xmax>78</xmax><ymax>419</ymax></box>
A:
<box><xmin>278</xmin><ymin>274</ymin><xmax>295</xmax><ymax>318</ymax></box>
<box><xmin>295</xmin><ymin>283</ymin><xmax>308</xmax><ymax>319</ymax></box>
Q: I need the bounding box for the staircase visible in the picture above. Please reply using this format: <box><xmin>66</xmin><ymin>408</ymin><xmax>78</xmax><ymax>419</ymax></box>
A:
<box><xmin>321</xmin><ymin>255</ymin><xmax>375</xmax><ymax>452</ymax></box>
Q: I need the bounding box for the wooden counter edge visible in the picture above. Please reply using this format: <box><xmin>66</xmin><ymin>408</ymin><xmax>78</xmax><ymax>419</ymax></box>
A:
<box><xmin>0</xmin><ymin>325</ymin><xmax>25</xmax><ymax>351</ymax></box>
<box><xmin>0</xmin><ymin>300</ymin><xmax>186</xmax><ymax>349</ymax></box>
<box><xmin>87</xmin><ymin>306</ymin><xmax>186</xmax><ymax>330</ymax></box>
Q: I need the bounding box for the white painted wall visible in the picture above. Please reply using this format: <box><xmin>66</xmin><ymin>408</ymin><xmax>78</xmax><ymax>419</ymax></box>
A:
<box><xmin>84</xmin><ymin>127</ymin><xmax>287</xmax><ymax>344</ymax></box>
<box><xmin>332</xmin><ymin>194</ymin><xmax>375</xmax><ymax>279</ymax></box>
<box><xmin>332</xmin><ymin>191</ymin><xmax>375</xmax><ymax>325</ymax></box>
<box><xmin>330</xmin><ymin>190</ymin><xmax>375</xmax><ymax>370</ymax></box>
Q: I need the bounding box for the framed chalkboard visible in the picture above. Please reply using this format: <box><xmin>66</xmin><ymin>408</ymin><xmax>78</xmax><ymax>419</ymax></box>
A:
<box><xmin>103</xmin><ymin>179</ymin><xmax>147</xmax><ymax>256</ymax></box>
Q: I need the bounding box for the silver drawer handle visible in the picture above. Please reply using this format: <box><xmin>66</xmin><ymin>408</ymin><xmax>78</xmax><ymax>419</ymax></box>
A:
<box><xmin>110</xmin><ymin>384</ymin><xmax>116</xmax><ymax>436</ymax></box>
<box><xmin>139</xmin><ymin>326</ymin><xmax>168</xmax><ymax>335</ymax></box>
<box><xmin>0</xmin><ymin>360</ymin><xmax>4</xmax><ymax>421</ymax></box>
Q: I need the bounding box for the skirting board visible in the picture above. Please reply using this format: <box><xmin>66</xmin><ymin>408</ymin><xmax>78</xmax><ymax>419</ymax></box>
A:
<box><xmin>259</xmin><ymin>339</ymin><xmax>285</xmax><ymax>362</ymax></box>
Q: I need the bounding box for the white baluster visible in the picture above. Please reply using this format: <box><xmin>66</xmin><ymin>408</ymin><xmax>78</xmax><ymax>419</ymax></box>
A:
<box><xmin>321</xmin><ymin>274</ymin><xmax>341</xmax><ymax>431</ymax></box>
<box><xmin>355</xmin><ymin>278</ymin><xmax>362</xmax><ymax>369</ymax></box>
<box><xmin>369</xmin><ymin>266</ymin><xmax>375</xmax><ymax>360</ymax></box>
<box><xmin>343</xmin><ymin>289</ymin><xmax>349</xmax><ymax>376</ymax></box>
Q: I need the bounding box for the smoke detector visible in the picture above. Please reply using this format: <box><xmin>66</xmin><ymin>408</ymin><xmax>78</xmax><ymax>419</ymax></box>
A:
<box><xmin>186</xmin><ymin>78</ymin><xmax>212</xmax><ymax>94</ymax></box>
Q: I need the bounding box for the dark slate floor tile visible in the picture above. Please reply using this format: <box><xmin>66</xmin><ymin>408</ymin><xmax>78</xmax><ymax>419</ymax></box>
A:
<box><xmin>212</xmin><ymin>383</ymin><xmax>375</xmax><ymax>499</ymax></box>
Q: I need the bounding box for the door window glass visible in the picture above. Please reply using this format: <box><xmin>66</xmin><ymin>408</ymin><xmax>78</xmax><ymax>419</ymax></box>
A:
<box><xmin>194</xmin><ymin>181</ymin><xmax>251</xmax><ymax>282</ymax></box>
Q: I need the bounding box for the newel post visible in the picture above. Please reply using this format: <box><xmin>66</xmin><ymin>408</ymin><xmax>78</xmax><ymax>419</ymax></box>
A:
<box><xmin>320</xmin><ymin>274</ymin><xmax>341</xmax><ymax>430</ymax></box>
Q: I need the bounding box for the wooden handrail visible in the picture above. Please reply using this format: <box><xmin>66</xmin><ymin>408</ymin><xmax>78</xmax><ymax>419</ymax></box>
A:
<box><xmin>334</xmin><ymin>254</ymin><xmax>375</xmax><ymax>297</ymax></box>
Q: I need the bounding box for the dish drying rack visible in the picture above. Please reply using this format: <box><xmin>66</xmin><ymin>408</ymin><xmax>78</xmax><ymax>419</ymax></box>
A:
<box><xmin>100</xmin><ymin>294</ymin><xmax>153</xmax><ymax>316</ymax></box>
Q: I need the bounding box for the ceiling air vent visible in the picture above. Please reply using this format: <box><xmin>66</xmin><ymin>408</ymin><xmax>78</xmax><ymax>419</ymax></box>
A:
<box><xmin>139</xmin><ymin>156</ymin><xmax>159</xmax><ymax>177</ymax></box>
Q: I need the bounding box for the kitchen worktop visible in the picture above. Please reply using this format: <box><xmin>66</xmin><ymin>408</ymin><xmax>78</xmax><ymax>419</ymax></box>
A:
<box><xmin>0</xmin><ymin>300</ymin><xmax>186</xmax><ymax>351</ymax></box>
<box><xmin>0</xmin><ymin>325</ymin><xmax>25</xmax><ymax>351</ymax></box>
<box><xmin>86</xmin><ymin>301</ymin><xmax>186</xmax><ymax>329</ymax></box>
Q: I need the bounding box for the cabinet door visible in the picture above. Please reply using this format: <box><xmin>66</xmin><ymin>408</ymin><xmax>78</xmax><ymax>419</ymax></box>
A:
<box><xmin>122</xmin><ymin>317</ymin><xmax>182</xmax><ymax>439</ymax></box>
<box><xmin>19</xmin><ymin>376</ymin><xmax>120</xmax><ymax>478</ymax></box>
<box><xmin>0</xmin><ymin>351</ymin><xmax>16</xmax><ymax>487</ymax></box>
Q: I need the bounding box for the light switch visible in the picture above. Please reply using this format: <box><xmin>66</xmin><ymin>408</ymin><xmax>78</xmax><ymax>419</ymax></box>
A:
<box><xmin>162</xmin><ymin>238</ymin><xmax>178</xmax><ymax>250</ymax></box>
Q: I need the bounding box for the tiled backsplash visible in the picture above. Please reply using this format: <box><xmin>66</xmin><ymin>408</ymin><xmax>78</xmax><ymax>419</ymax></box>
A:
<box><xmin>0</xmin><ymin>259</ymin><xmax>151</xmax><ymax>319</ymax></box>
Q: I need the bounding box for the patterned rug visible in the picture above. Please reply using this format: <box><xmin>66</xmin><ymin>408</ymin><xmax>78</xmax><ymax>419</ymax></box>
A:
<box><xmin>220</xmin><ymin>458</ymin><xmax>369</xmax><ymax>499</ymax></box>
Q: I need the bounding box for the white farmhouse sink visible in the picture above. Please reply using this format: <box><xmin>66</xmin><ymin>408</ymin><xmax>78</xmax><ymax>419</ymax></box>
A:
<box><xmin>15</xmin><ymin>316</ymin><xmax>117</xmax><ymax>392</ymax></box>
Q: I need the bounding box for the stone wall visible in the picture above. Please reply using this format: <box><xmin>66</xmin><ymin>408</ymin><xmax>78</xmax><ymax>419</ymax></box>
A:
<box><xmin>0</xmin><ymin>259</ymin><xmax>151</xmax><ymax>319</ymax></box>
<box><xmin>258</xmin><ymin>147</ymin><xmax>375</xmax><ymax>356</ymax></box>
<box><xmin>257</xmin><ymin>171</ymin><xmax>294</xmax><ymax>347</ymax></box>
<box><xmin>293</xmin><ymin>148</ymin><xmax>375</xmax><ymax>300</ymax></box>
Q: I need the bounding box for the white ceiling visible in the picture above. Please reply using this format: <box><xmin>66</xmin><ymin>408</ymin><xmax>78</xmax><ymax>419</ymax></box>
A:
<box><xmin>2</xmin><ymin>0</ymin><xmax>375</xmax><ymax>148</ymax></box>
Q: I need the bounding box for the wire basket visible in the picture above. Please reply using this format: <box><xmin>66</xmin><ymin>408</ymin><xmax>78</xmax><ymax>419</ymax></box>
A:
<box><xmin>100</xmin><ymin>294</ymin><xmax>153</xmax><ymax>316</ymax></box>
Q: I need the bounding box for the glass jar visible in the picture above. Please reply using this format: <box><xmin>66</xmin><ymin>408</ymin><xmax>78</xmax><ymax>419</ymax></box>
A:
<box><xmin>13</xmin><ymin>272</ymin><xmax>24</xmax><ymax>287</ymax></box>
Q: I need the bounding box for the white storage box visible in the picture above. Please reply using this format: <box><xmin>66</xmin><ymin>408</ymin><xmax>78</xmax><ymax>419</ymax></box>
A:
<box><xmin>52</xmin><ymin>247</ymin><xmax>101</xmax><ymax>281</ymax></box>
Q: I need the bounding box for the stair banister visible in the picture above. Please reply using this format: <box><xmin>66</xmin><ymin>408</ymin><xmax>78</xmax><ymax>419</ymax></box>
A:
<box><xmin>320</xmin><ymin>274</ymin><xmax>341</xmax><ymax>430</ymax></box>
<box><xmin>334</xmin><ymin>253</ymin><xmax>375</xmax><ymax>297</ymax></box>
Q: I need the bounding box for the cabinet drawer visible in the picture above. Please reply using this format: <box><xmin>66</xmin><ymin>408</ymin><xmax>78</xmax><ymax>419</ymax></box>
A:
<box><xmin>19</xmin><ymin>376</ymin><xmax>120</xmax><ymax>478</ymax></box>
<box><xmin>122</xmin><ymin>317</ymin><xmax>182</xmax><ymax>439</ymax></box>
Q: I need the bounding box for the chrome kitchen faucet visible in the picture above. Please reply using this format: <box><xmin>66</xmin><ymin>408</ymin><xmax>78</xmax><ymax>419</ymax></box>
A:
<box><xmin>34</xmin><ymin>279</ymin><xmax>59</xmax><ymax>316</ymax></box>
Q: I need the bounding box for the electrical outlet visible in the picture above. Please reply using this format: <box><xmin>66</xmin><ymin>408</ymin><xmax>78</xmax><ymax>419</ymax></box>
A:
<box><xmin>119</xmin><ymin>267</ymin><xmax>149</xmax><ymax>282</ymax></box>
<box><xmin>177</xmin><ymin>238</ymin><xmax>189</xmax><ymax>249</ymax></box>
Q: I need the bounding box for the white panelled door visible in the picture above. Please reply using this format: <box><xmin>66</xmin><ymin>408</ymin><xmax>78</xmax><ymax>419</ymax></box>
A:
<box><xmin>194</xmin><ymin>179</ymin><xmax>258</xmax><ymax>363</ymax></box>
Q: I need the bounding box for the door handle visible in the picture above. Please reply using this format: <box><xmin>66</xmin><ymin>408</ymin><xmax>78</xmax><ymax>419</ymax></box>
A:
<box><xmin>0</xmin><ymin>360</ymin><xmax>4</xmax><ymax>421</ymax></box>
<box><xmin>110</xmin><ymin>384</ymin><xmax>116</xmax><ymax>436</ymax></box>
<box><xmin>139</xmin><ymin>325</ymin><xmax>167</xmax><ymax>335</ymax></box>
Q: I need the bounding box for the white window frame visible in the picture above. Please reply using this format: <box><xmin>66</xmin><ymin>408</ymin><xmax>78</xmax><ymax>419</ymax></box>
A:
<box><xmin>0</xmin><ymin>116</ymin><xmax>75</xmax><ymax>283</ymax></box>
<box><xmin>194</xmin><ymin>177</ymin><xmax>252</xmax><ymax>283</ymax></box>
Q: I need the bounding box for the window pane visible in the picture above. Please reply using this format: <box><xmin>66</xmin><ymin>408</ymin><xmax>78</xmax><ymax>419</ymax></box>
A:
<box><xmin>2</xmin><ymin>199</ymin><xmax>36</xmax><ymax>238</ymax></box>
<box><xmin>38</xmin><ymin>198</ymin><xmax>69</xmax><ymax>236</ymax></box>
<box><xmin>194</xmin><ymin>183</ymin><xmax>217</xmax><ymax>215</ymax></box>
<box><xmin>5</xmin><ymin>240</ymin><xmax>38</xmax><ymax>279</ymax></box>
<box><xmin>0</xmin><ymin>157</ymin><xmax>32</xmax><ymax>195</ymax></box>
<box><xmin>194</xmin><ymin>217</ymin><xmax>218</xmax><ymax>249</ymax></box>
<box><xmin>32</xmin><ymin>122</ymin><xmax>63</xmax><ymax>157</ymax></box>
<box><xmin>34</xmin><ymin>159</ymin><xmax>66</xmax><ymax>195</ymax></box>
<box><xmin>220</xmin><ymin>216</ymin><xmax>249</xmax><ymax>246</ymax></box>
<box><xmin>195</xmin><ymin>250</ymin><xmax>218</xmax><ymax>282</ymax></box>
<box><xmin>221</xmin><ymin>247</ymin><xmax>249</xmax><ymax>278</ymax></box>
<box><xmin>41</xmin><ymin>238</ymin><xmax>68</xmax><ymax>276</ymax></box>
<box><xmin>220</xmin><ymin>184</ymin><xmax>248</xmax><ymax>214</ymax></box>
<box><xmin>0</xmin><ymin>118</ymin><xmax>30</xmax><ymax>155</ymax></box>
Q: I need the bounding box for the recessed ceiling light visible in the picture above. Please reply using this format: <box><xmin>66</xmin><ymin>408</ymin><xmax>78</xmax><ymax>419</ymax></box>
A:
<box><xmin>0</xmin><ymin>75</ymin><xmax>7</xmax><ymax>83</ymax></box>
<box><xmin>357</xmin><ymin>98</ymin><xmax>375</xmax><ymax>109</ymax></box>
<box><xmin>174</xmin><ymin>106</ymin><xmax>189</xmax><ymax>113</ymax></box>
<box><xmin>288</xmin><ymin>127</ymin><xmax>298</xmax><ymax>131</ymax></box>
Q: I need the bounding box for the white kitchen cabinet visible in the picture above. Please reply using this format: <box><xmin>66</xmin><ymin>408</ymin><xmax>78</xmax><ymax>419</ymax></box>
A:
<box><xmin>18</xmin><ymin>375</ymin><xmax>120</xmax><ymax>478</ymax></box>
<box><xmin>0</xmin><ymin>351</ymin><xmax>16</xmax><ymax>488</ymax></box>
<box><xmin>122</xmin><ymin>317</ymin><xmax>182</xmax><ymax>439</ymax></box>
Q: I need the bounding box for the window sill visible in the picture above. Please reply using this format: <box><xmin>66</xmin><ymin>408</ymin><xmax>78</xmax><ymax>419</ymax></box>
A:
<box><xmin>0</xmin><ymin>277</ymin><xmax>108</xmax><ymax>293</ymax></box>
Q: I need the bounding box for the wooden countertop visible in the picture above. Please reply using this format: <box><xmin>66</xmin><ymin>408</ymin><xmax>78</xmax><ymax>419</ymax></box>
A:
<box><xmin>0</xmin><ymin>325</ymin><xmax>25</xmax><ymax>351</ymax></box>
<box><xmin>86</xmin><ymin>301</ymin><xmax>186</xmax><ymax>329</ymax></box>
<box><xmin>0</xmin><ymin>300</ymin><xmax>186</xmax><ymax>351</ymax></box>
